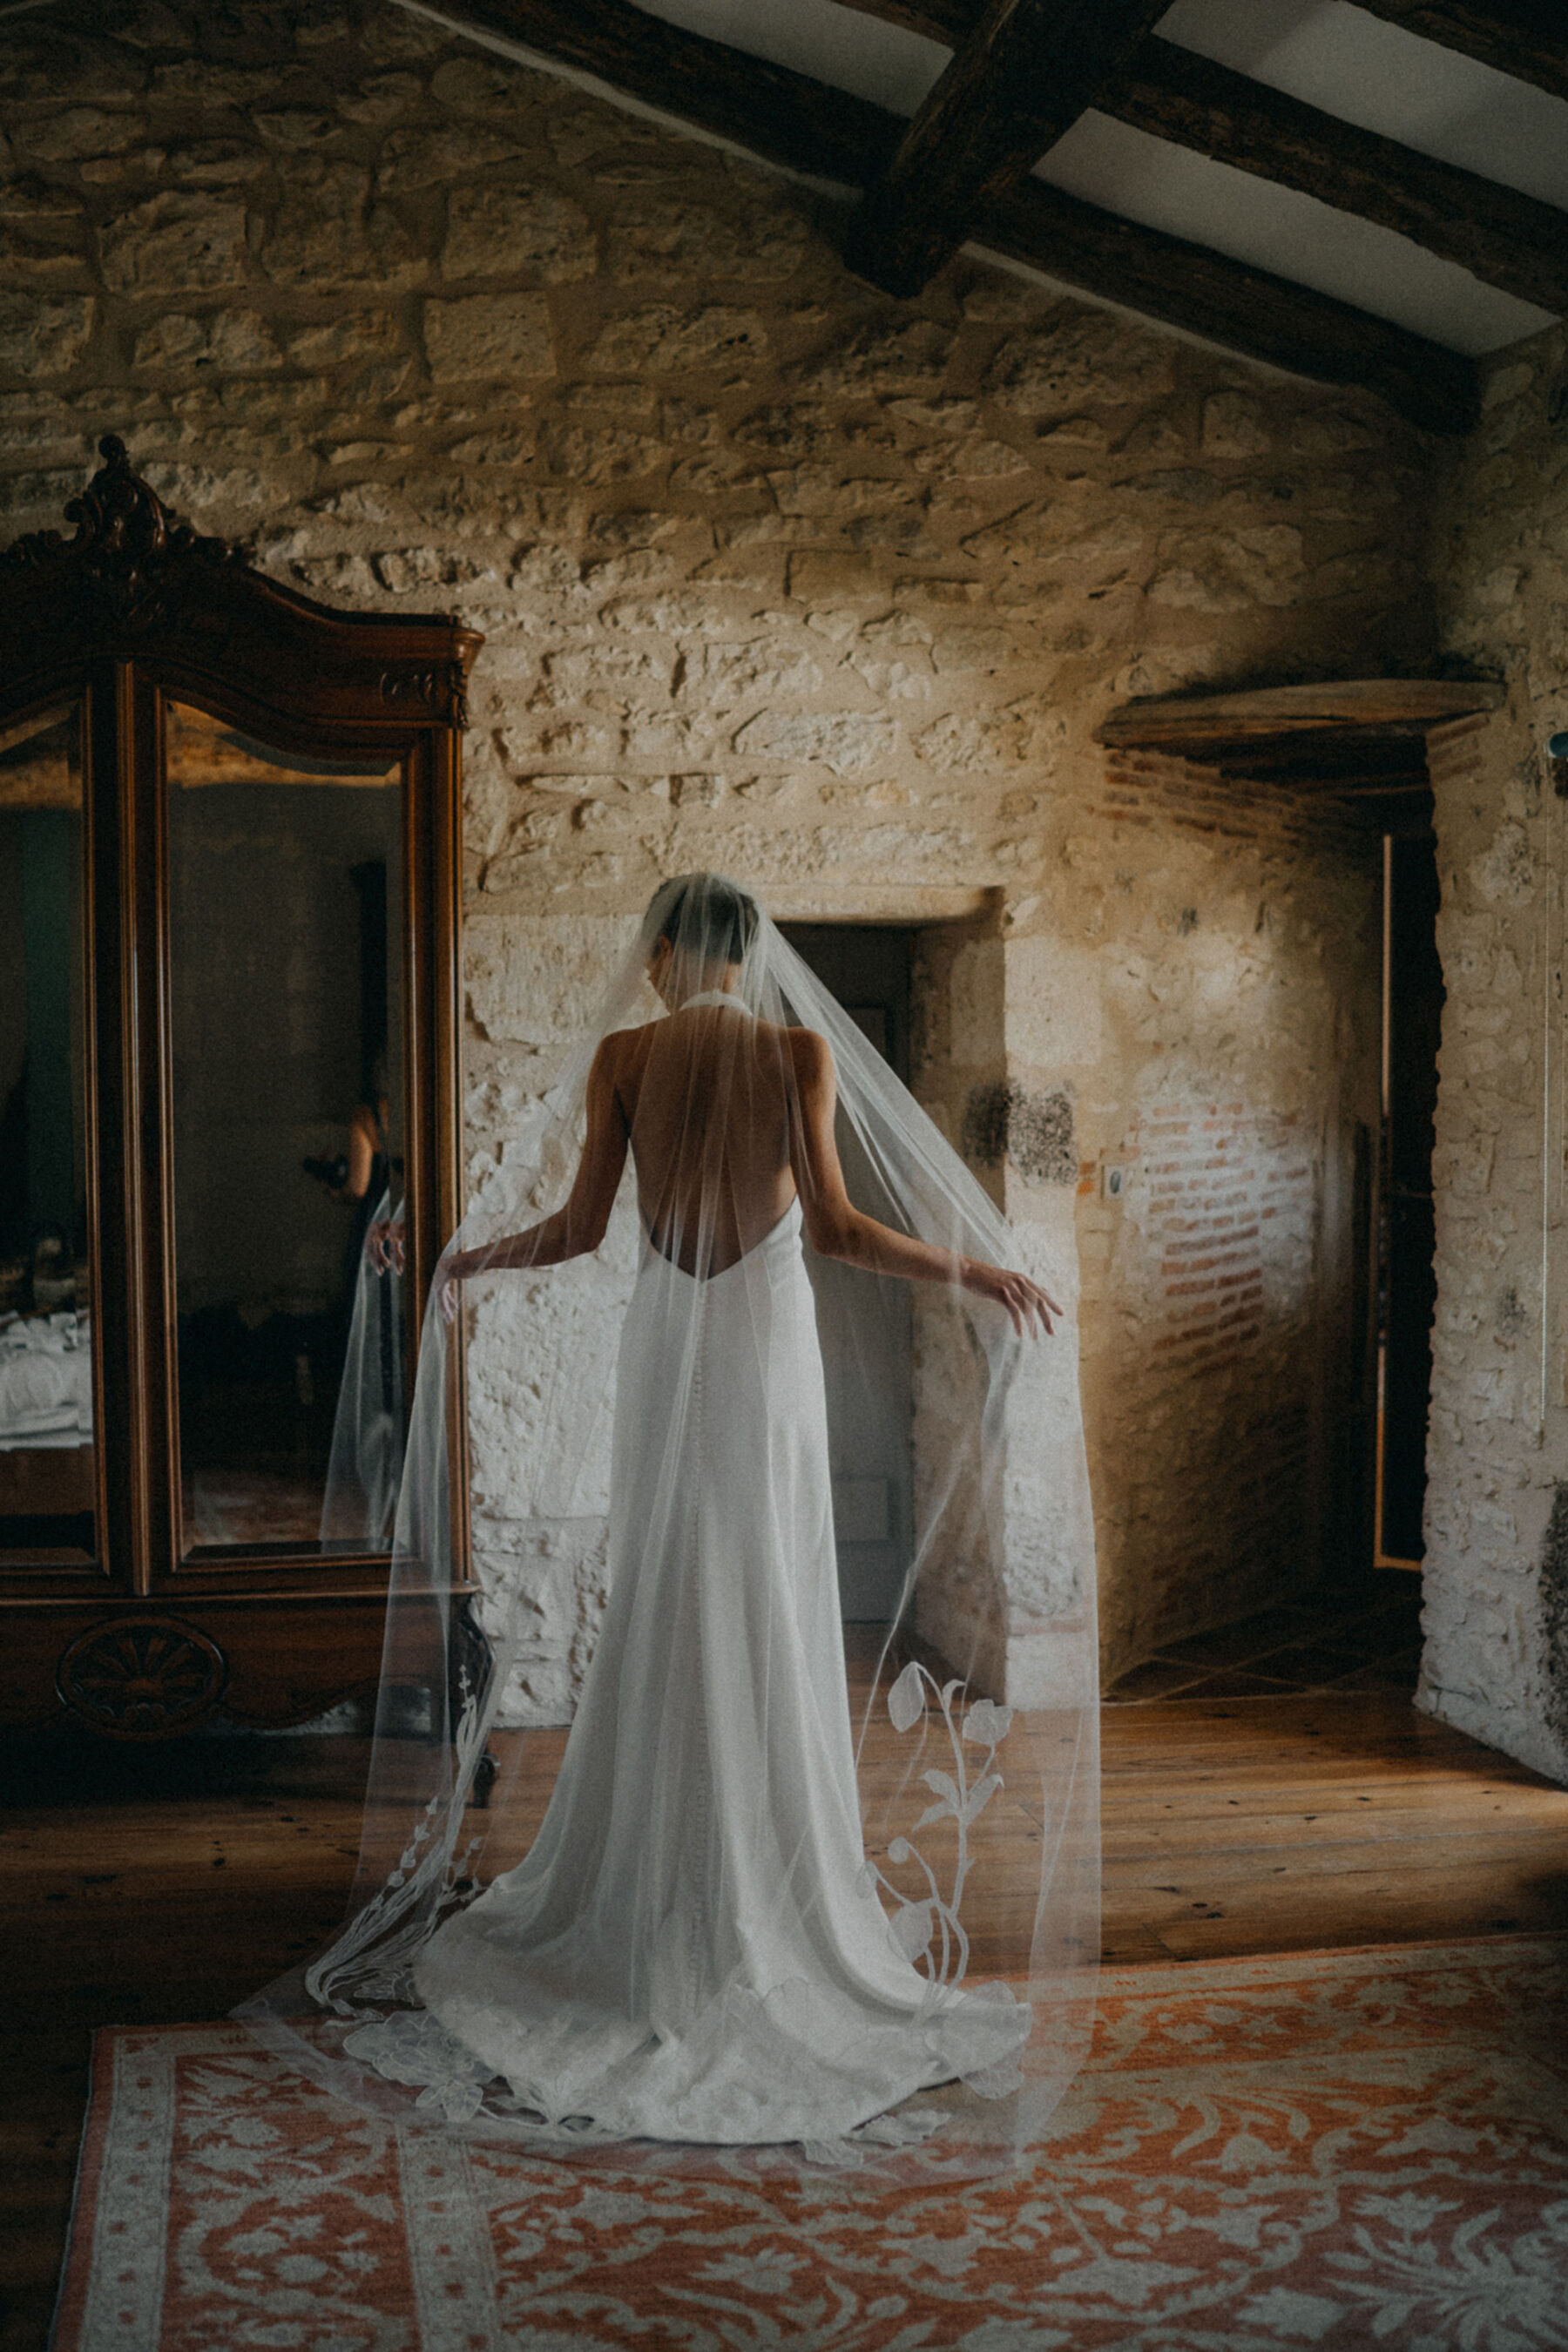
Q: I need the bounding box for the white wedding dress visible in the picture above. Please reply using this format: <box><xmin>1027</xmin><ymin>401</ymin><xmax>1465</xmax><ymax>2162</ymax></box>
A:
<box><xmin>401</xmin><ymin>1180</ymin><xmax>1028</xmax><ymax>2146</ymax></box>
<box><xmin>261</xmin><ymin>882</ymin><xmax>1099</xmax><ymax>2170</ymax></box>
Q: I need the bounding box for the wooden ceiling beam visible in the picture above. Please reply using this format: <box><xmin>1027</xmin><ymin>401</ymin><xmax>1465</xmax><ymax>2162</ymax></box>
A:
<box><xmin>408</xmin><ymin>0</ymin><xmax>900</xmax><ymax>186</ymax></box>
<box><xmin>424</xmin><ymin>0</ymin><xmax>1481</xmax><ymax>433</ymax></box>
<box><xmin>842</xmin><ymin>0</ymin><xmax>1172</xmax><ymax>296</ymax></box>
<box><xmin>972</xmin><ymin>179</ymin><xmax>1479</xmax><ymax>434</ymax></box>
<box><xmin>1348</xmin><ymin>1</ymin><xmax>1568</xmax><ymax>105</ymax></box>
<box><xmin>833</xmin><ymin>0</ymin><xmax>1568</xmax><ymax>105</ymax></box>
<box><xmin>1105</xmin><ymin>37</ymin><xmax>1568</xmax><ymax>316</ymax></box>
<box><xmin>832</xmin><ymin>2</ymin><xmax>1567</xmax><ymax>311</ymax></box>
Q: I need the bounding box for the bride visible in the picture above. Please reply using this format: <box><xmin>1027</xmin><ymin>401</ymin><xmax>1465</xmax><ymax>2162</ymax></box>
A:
<box><xmin>249</xmin><ymin>873</ymin><xmax>1100</xmax><ymax>2168</ymax></box>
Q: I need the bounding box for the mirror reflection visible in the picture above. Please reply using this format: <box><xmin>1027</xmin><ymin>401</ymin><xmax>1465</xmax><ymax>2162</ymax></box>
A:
<box><xmin>166</xmin><ymin>702</ymin><xmax>405</xmax><ymax>1555</ymax></box>
<box><xmin>0</xmin><ymin>702</ymin><xmax>95</xmax><ymax>1561</ymax></box>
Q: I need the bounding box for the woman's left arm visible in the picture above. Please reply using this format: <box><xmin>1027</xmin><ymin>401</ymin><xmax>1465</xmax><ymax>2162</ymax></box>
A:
<box><xmin>789</xmin><ymin>1028</ymin><xmax>1061</xmax><ymax>1337</ymax></box>
<box><xmin>440</xmin><ymin>1039</ymin><xmax>630</xmax><ymax>1312</ymax></box>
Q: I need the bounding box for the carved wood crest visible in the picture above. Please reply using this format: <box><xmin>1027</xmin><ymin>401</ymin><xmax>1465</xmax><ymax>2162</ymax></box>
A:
<box><xmin>0</xmin><ymin>433</ymin><xmax>481</xmax><ymax>729</ymax></box>
<box><xmin>0</xmin><ymin>433</ymin><xmax>247</xmax><ymax>634</ymax></box>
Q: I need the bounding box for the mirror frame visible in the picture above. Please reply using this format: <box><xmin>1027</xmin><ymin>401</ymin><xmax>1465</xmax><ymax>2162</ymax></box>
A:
<box><xmin>0</xmin><ymin>437</ymin><xmax>482</xmax><ymax>1723</ymax></box>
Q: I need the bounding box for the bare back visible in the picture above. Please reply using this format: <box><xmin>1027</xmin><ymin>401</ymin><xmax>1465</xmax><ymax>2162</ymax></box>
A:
<box><xmin>608</xmin><ymin>1003</ymin><xmax>804</xmax><ymax>1278</ymax></box>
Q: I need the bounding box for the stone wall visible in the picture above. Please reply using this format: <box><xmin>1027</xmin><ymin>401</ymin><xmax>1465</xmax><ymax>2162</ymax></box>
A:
<box><xmin>0</xmin><ymin>0</ymin><xmax>1434</xmax><ymax>1714</ymax></box>
<box><xmin>1422</xmin><ymin>321</ymin><xmax>1568</xmax><ymax>1781</ymax></box>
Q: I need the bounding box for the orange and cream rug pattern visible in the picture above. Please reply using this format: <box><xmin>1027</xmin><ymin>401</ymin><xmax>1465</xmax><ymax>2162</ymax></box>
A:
<box><xmin>52</xmin><ymin>1936</ymin><xmax>1568</xmax><ymax>2350</ymax></box>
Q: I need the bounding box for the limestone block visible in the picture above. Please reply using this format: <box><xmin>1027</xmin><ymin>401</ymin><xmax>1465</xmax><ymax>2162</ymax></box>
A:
<box><xmin>15</xmin><ymin>105</ymin><xmax>139</xmax><ymax>162</ymax></box>
<box><xmin>916</xmin><ymin>436</ymin><xmax>1029</xmax><ymax>481</ymax></box>
<box><xmin>536</xmin><ymin>419</ymin><xmax>661</xmax><ymax>482</ymax></box>
<box><xmin>430</xmin><ymin>54</ymin><xmax>544</xmax><ymax>115</ymax></box>
<box><xmin>261</xmin><ymin>160</ymin><xmax>420</xmax><ymax>288</ymax></box>
<box><xmin>465</xmin><ymin>912</ymin><xmax>642</xmax><ymax>1044</ymax></box>
<box><xmin>842</xmin><ymin>651</ymin><xmax>929</xmax><ymax>701</ymax></box>
<box><xmin>1148</xmin><ymin>524</ymin><xmax>1306</xmax><ymax>611</ymax></box>
<box><xmin>696</xmin><ymin>639</ymin><xmax>823</xmax><ymax>712</ymax></box>
<box><xmin>931</xmin><ymin>625</ymin><xmax>1015</xmax><ymax>672</ymax></box>
<box><xmin>605</xmin><ymin>189</ymin><xmax>807</xmax><ymax>286</ymax></box>
<box><xmin>132</xmin><ymin>309</ymin><xmax>281</xmax><ymax>372</ymax></box>
<box><xmin>784</xmin><ymin>551</ymin><xmax>882</xmax><ymax>604</ymax></box>
<box><xmin>950</xmin><ymin>942</ymin><xmax>1004</xmax><ymax>1071</ymax></box>
<box><xmin>338</xmin><ymin>73</ymin><xmax>422</xmax><ymax>126</ymax></box>
<box><xmin>0</xmin><ymin>293</ymin><xmax>93</xmax><ymax>375</ymax></box>
<box><xmin>985</xmin><ymin>311</ymin><xmax>1176</xmax><ymax>417</ymax></box>
<box><xmin>148</xmin><ymin>59</ymin><xmax>286</xmax><ymax>104</ymax></box>
<box><xmin>467</xmin><ymin>1250</ymin><xmax>631</xmax><ymax>1521</ymax></box>
<box><xmin>0</xmin><ymin>229</ymin><xmax>88</xmax><ymax>289</ymax></box>
<box><xmin>99</xmin><ymin>192</ymin><xmax>247</xmax><ymax>293</ymax></box>
<box><xmin>0</xmin><ymin>179</ymin><xmax>83</xmax><ymax>226</ymax></box>
<box><xmin>767</xmin><ymin>464</ymin><xmax>913</xmax><ymax>518</ymax></box>
<box><xmin>377</xmin><ymin>123</ymin><xmax>524</xmax><ymax>191</ymax></box>
<box><xmin>1288</xmin><ymin>408</ymin><xmax>1382</xmax><ymax>454</ymax></box>
<box><xmin>443</xmin><ymin>181</ymin><xmax>596</xmax><ymax>283</ymax></box>
<box><xmin>732</xmin><ymin>709</ymin><xmax>896</xmax><ymax>777</ymax></box>
<box><xmin>1201</xmin><ymin>390</ymin><xmax>1271</xmax><ymax>458</ymax></box>
<box><xmin>426</xmin><ymin>292</ymin><xmax>554</xmax><ymax>382</ymax></box>
<box><xmin>539</xmin><ymin>645</ymin><xmax>672</xmax><ymax>704</ymax></box>
<box><xmin>156</xmin><ymin>140</ymin><xmax>263</xmax><ymax>187</ymax></box>
<box><xmin>252</xmin><ymin>109</ymin><xmax>341</xmax><ymax>152</ymax></box>
<box><xmin>599</xmin><ymin>590</ymin><xmax>732</xmax><ymax>635</ymax></box>
<box><xmin>795</xmin><ymin>317</ymin><xmax>953</xmax><ymax>395</ymax></box>
<box><xmin>1007</xmin><ymin>936</ymin><xmax>1103</xmax><ymax>1071</ymax></box>
<box><xmin>1470</xmin><ymin>821</ymin><xmax>1542</xmax><ymax>906</ymax></box>
<box><xmin>286</xmin><ymin>311</ymin><xmax>403</xmax><ymax>367</ymax></box>
<box><xmin>584</xmin><ymin>305</ymin><xmax>768</xmax><ymax>375</ymax></box>
<box><xmin>473</xmin><ymin>1517</ymin><xmax>611</xmax><ymax>1727</ymax></box>
<box><xmin>914</xmin><ymin>700</ymin><xmax>1045</xmax><ymax>772</ymax></box>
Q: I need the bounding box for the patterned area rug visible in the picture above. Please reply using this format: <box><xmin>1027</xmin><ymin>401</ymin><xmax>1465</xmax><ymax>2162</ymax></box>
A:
<box><xmin>53</xmin><ymin>1936</ymin><xmax>1568</xmax><ymax>2350</ymax></box>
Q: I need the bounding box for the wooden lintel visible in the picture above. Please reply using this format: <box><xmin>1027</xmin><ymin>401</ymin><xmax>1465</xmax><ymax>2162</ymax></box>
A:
<box><xmin>842</xmin><ymin>0</ymin><xmax>1171</xmax><ymax>296</ymax></box>
<box><xmin>428</xmin><ymin>0</ymin><xmax>1482</xmax><ymax>434</ymax></box>
<box><xmin>1348</xmin><ymin>0</ymin><xmax>1568</xmax><ymax>106</ymax></box>
<box><xmin>1098</xmin><ymin>677</ymin><xmax>1506</xmax><ymax>752</ymax></box>
<box><xmin>972</xmin><ymin>179</ymin><xmax>1480</xmax><ymax>436</ymax></box>
<box><xmin>1105</xmin><ymin>37</ymin><xmax>1568</xmax><ymax>317</ymax></box>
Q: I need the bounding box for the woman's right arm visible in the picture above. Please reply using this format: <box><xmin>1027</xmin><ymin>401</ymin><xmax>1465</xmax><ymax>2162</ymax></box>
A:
<box><xmin>441</xmin><ymin>1038</ymin><xmax>630</xmax><ymax>1313</ymax></box>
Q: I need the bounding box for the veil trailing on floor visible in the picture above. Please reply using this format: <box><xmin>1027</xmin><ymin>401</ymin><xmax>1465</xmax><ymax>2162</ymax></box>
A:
<box><xmin>241</xmin><ymin>875</ymin><xmax>1099</xmax><ymax>2179</ymax></box>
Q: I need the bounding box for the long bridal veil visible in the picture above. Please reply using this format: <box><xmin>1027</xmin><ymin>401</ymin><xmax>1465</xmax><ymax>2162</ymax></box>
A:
<box><xmin>241</xmin><ymin>876</ymin><xmax>1099</xmax><ymax>2179</ymax></box>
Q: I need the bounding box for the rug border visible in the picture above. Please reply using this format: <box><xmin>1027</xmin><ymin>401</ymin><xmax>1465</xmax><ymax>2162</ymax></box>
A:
<box><xmin>47</xmin><ymin>2025</ymin><xmax>111</xmax><ymax>2352</ymax></box>
<box><xmin>47</xmin><ymin>1929</ymin><xmax>1568</xmax><ymax>2349</ymax></box>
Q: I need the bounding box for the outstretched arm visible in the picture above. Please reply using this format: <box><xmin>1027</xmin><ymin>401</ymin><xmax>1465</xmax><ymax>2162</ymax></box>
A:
<box><xmin>440</xmin><ymin>1039</ymin><xmax>629</xmax><ymax>1315</ymax></box>
<box><xmin>787</xmin><ymin>1028</ymin><xmax>1062</xmax><ymax>1337</ymax></box>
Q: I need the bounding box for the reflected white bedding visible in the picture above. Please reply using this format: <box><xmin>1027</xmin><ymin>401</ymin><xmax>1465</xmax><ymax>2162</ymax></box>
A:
<box><xmin>0</xmin><ymin>1312</ymin><xmax>92</xmax><ymax>1450</ymax></box>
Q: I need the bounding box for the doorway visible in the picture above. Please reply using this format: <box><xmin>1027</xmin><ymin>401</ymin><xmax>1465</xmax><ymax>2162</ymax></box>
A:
<box><xmin>781</xmin><ymin>924</ymin><xmax>915</xmax><ymax>1622</ymax></box>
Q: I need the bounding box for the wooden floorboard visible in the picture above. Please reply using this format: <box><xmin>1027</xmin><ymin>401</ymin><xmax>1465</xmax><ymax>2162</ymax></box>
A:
<box><xmin>3</xmin><ymin>1688</ymin><xmax>1565</xmax><ymax>2351</ymax></box>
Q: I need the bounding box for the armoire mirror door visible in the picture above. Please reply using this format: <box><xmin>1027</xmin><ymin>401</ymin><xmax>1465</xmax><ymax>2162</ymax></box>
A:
<box><xmin>0</xmin><ymin>698</ymin><xmax>99</xmax><ymax>1572</ymax></box>
<box><xmin>162</xmin><ymin>700</ymin><xmax>406</xmax><ymax>1562</ymax></box>
<box><xmin>0</xmin><ymin>437</ymin><xmax>480</xmax><ymax>1738</ymax></box>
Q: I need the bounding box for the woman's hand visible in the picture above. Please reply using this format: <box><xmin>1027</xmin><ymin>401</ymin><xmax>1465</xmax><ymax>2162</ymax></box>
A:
<box><xmin>962</xmin><ymin>1260</ymin><xmax>1063</xmax><ymax>1337</ymax></box>
<box><xmin>366</xmin><ymin>1219</ymin><xmax>405</xmax><ymax>1275</ymax></box>
<box><xmin>438</xmin><ymin>1247</ymin><xmax>484</xmax><ymax>1325</ymax></box>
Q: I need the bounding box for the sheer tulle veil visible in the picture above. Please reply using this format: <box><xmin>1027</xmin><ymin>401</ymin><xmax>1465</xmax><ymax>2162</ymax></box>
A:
<box><xmin>240</xmin><ymin>874</ymin><xmax>1099</xmax><ymax>2179</ymax></box>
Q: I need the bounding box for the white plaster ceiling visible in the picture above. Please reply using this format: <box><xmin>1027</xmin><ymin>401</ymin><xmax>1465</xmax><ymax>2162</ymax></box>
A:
<box><xmin>630</xmin><ymin>0</ymin><xmax>1568</xmax><ymax>356</ymax></box>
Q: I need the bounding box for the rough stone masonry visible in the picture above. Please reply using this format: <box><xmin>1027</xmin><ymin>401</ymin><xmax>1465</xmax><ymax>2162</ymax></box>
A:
<box><xmin>1</xmin><ymin>0</ymin><xmax>1461</xmax><ymax>1725</ymax></box>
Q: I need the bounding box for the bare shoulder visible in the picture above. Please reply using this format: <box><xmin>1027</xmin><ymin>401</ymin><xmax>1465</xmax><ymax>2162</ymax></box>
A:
<box><xmin>781</xmin><ymin>1022</ymin><xmax>834</xmax><ymax>1091</ymax></box>
<box><xmin>591</xmin><ymin>1022</ymin><xmax>657</xmax><ymax>1090</ymax></box>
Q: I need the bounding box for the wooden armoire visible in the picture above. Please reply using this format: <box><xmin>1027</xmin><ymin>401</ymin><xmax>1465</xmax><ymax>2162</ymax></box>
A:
<box><xmin>0</xmin><ymin>436</ymin><xmax>479</xmax><ymax>1738</ymax></box>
